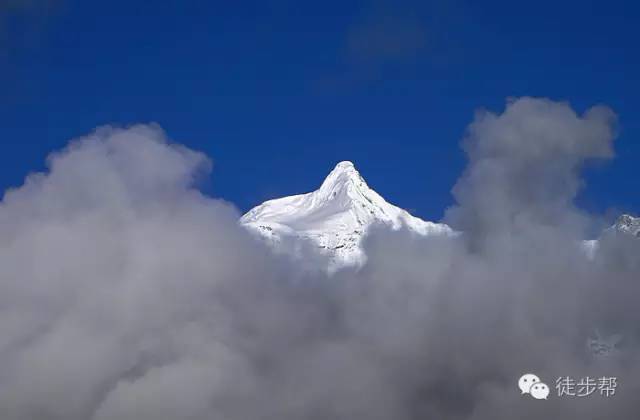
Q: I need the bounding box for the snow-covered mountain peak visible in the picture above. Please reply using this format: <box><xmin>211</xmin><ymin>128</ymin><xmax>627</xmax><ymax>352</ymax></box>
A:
<box><xmin>326</xmin><ymin>160</ymin><xmax>357</xmax><ymax>176</ymax></box>
<box><xmin>319</xmin><ymin>161</ymin><xmax>362</xmax><ymax>190</ymax></box>
<box><xmin>241</xmin><ymin>161</ymin><xmax>453</xmax><ymax>269</ymax></box>
<box><xmin>612</xmin><ymin>214</ymin><xmax>640</xmax><ymax>237</ymax></box>
<box><xmin>314</xmin><ymin>160</ymin><xmax>371</xmax><ymax>207</ymax></box>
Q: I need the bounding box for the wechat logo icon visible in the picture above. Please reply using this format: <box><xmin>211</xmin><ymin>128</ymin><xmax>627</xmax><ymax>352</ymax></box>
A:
<box><xmin>519</xmin><ymin>373</ymin><xmax>550</xmax><ymax>400</ymax></box>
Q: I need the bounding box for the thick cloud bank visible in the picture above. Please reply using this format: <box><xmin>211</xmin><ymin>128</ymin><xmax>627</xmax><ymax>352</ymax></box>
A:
<box><xmin>0</xmin><ymin>98</ymin><xmax>639</xmax><ymax>420</ymax></box>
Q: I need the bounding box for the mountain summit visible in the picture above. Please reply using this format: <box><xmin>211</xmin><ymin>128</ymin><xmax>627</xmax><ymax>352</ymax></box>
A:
<box><xmin>241</xmin><ymin>161</ymin><xmax>452</xmax><ymax>268</ymax></box>
<box><xmin>611</xmin><ymin>214</ymin><xmax>640</xmax><ymax>237</ymax></box>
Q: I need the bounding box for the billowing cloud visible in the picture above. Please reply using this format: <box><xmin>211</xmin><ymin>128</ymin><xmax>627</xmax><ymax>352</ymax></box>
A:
<box><xmin>0</xmin><ymin>98</ymin><xmax>638</xmax><ymax>420</ymax></box>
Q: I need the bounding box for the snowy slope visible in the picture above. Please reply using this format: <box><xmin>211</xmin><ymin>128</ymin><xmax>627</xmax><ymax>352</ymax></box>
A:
<box><xmin>241</xmin><ymin>161</ymin><xmax>452</xmax><ymax>268</ymax></box>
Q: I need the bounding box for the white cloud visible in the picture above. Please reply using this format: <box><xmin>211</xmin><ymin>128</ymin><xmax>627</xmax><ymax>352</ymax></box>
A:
<box><xmin>0</xmin><ymin>100</ymin><xmax>638</xmax><ymax>420</ymax></box>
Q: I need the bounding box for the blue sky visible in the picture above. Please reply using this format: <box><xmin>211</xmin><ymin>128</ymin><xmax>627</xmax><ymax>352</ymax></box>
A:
<box><xmin>1</xmin><ymin>0</ymin><xmax>638</xmax><ymax>221</ymax></box>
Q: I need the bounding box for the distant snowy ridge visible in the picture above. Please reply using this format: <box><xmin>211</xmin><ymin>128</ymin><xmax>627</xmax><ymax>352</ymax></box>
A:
<box><xmin>241</xmin><ymin>161</ymin><xmax>638</xmax><ymax>268</ymax></box>
<box><xmin>608</xmin><ymin>214</ymin><xmax>640</xmax><ymax>237</ymax></box>
<box><xmin>240</xmin><ymin>161</ymin><xmax>453</xmax><ymax>269</ymax></box>
<box><xmin>582</xmin><ymin>214</ymin><xmax>640</xmax><ymax>258</ymax></box>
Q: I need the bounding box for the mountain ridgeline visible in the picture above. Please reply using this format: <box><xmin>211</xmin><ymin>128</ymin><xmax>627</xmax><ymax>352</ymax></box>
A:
<box><xmin>241</xmin><ymin>161</ymin><xmax>638</xmax><ymax>270</ymax></box>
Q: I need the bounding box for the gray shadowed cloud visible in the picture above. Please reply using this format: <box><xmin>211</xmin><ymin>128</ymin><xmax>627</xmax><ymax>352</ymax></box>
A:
<box><xmin>314</xmin><ymin>0</ymin><xmax>469</xmax><ymax>92</ymax></box>
<box><xmin>314</xmin><ymin>0</ymin><xmax>431</xmax><ymax>91</ymax></box>
<box><xmin>0</xmin><ymin>98</ymin><xmax>639</xmax><ymax>420</ymax></box>
<box><xmin>346</xmin><ymin>13</ymin><xmax>426</xmax><ymax>64</ymax></box>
